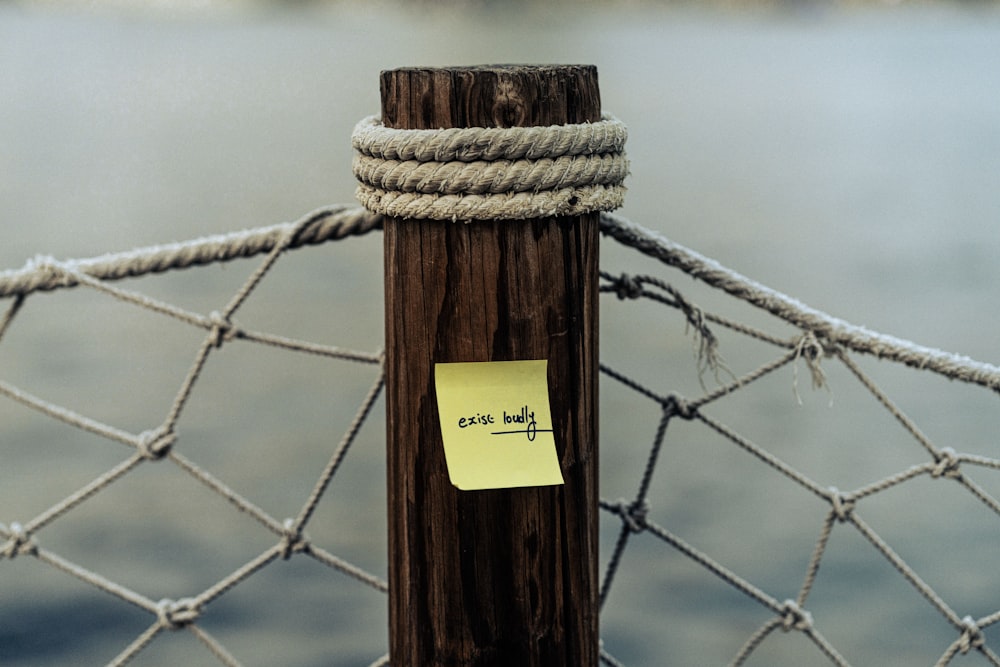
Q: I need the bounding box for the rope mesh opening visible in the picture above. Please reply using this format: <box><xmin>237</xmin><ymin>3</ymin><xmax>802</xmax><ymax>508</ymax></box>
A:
<box><xmin>1</xmin><ymin>206</ymin><xmax>999</xmax><ymax>666</ymax></box>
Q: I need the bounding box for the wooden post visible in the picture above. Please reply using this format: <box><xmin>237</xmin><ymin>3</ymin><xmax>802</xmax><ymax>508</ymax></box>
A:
<box><xmin>383</xmin><ymin>65</ymin><xmax>599</xmax><ymax>667</ymax></box>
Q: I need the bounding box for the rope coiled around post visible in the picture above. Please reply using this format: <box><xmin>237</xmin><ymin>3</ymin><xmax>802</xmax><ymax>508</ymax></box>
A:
<box><xmin>351</xmin><ymin>114</ymin><xmax>628</xmax><ymax>222</ymax></box>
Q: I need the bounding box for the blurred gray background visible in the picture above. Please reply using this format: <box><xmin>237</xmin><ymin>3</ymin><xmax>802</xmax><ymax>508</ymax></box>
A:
<box><xmin>1</xmin><ymin>1</ymin><xmax>999</xmax><ymax>665</ymax></box>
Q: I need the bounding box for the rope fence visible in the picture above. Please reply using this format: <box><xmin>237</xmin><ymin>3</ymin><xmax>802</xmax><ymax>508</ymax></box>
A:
<box><xmin>1</xmin><ymin>205</ymin><xmax>998</xmax><ymax>665</ymax></box>
<box><xmin>0</xmin><ymin>206</ymin><xmax>388</xmax><ymax>666</ymax></box>
<box><xmin>593</xmin><ymin>215</ymin><xmax>1000</xmax><ymax>666</ymax></box>
<box><xmin>3</xmin><ymin>66</ymin><xmax>999</xmax><ymax>664</ymax></box>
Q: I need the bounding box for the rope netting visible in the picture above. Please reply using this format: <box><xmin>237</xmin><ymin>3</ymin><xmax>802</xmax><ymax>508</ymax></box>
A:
<box><xmin>2</xmin><ymin>204</ymin><xmax>999</xmax><ymax>666</ymax></box>
<box><xmin>596</xmin><ymin>214</ymin><xmax>1000</xmax><ymax>666</ymax></box>
<box><xmin>0</xmin><ymin>206</ymin><xmax>389</xmax><ymax>667</ymax></box>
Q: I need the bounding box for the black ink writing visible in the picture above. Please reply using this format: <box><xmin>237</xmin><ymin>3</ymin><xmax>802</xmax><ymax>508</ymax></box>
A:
<box><xmin>458</xmin><ymin>412</ymin><xmax>495</xmax><ymax>428</ymax></box>
<box><xmin>490</xmin><ymin>405</ymin><xmax>553</xmax><ymax>442</ymax></box>
<box><xmin>454</xmin><ymin>405</ymin><xmax>553</xmax><ymax>442</ymax></box>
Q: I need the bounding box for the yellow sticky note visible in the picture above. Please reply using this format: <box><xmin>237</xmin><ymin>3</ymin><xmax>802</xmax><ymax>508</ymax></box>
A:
<box><xmin>434</xmin><ymin>360</ymin><xmax>564</xmax><ymax>491</ymax></box>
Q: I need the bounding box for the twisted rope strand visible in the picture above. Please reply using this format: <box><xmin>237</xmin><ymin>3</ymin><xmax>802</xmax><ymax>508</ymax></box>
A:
<box><xmin>353</xmin><ymin>115</ymin><xmax>628</xmax><ymax>221</ymax></box>
<box><xmin>351</xmin><ymin>113</ymin><xmax>627</xmax><ymax>162</ymax></box>
<box><xmin>354</xmin><ymin>152</ymin><xmax>628</xmax><ymax>195</ymax></box>
<box><xmin>356</xmin><ymin>183</ymin><xmax>625</xmax><ymax>222</ymax></box>
<box><xmin>4</xmin><ymin>191</ymin><xmax>1000</xmax><ymax>667</ymax></box>
<box><xmin>597</xmin><ymin>233</ymin><xmax>1000</xmax><ymax>664</ymax></box>
<box><xmin>0</xmin><ymin>205</ymin><xmax>382</xmax><ymax>298</ymax></box>
<box><xmin>599</xmin><ymin>212</ymin><xmax>1000</xmax><ymax>392</ymax></box>
<box><xmin>0</xmin><ymin>206</ymin><xmax>388</xmax><ymax>665</ymax></box>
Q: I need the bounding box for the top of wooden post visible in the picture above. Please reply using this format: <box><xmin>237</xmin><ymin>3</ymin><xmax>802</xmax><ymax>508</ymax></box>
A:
<box><xmin>380</xmin><ymin>65</ymin><xmax>601</xmax><ymax>131</ymax></box>
<box><xmin>362</xmin><ymin>65</ymin><xmax>623</xmax><ymax>222</ymax></box>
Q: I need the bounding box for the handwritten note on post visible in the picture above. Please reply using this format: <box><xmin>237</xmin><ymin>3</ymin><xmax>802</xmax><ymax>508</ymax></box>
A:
<box><xmin>434</xmin><ymin>360</ymin><xmax>564</xmax><ymax>491</ymax></box>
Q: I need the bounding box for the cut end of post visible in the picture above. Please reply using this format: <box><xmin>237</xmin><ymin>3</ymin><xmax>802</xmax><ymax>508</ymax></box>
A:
<box><xmin>380</xmin><ymin>65</ymin><xmax>601</xmax><ymax>130</ymax></box>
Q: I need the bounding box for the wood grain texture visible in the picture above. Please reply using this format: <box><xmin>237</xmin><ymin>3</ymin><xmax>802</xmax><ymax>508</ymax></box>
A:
<box><xmin>383</xmin><ymin>65</ymin><xmax>599</xmax><ymax>667</ymax></box>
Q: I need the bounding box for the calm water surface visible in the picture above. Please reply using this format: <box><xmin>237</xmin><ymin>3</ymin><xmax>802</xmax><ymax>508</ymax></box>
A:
<box><xmin>1</xmin><ymin>2</ymin><xmax>999</xmax><ymax>665</ymax></box>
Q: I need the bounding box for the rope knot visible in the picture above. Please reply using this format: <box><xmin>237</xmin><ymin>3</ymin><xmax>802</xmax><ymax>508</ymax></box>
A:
<box><xmin>1</xmin><ymin>522</ymin><xmax>36</xmax><ymax>559</ymax></box>
<box><xmin>156</xmin><ymin>597</ymin><xmax>201</xmax><ymax>630</ymax></box>
<box><xmin>208</xmin><ymin>310</ymin><xmax>236</xmax><ymax>348</ymax></box>
<box><xmin>666</xmin><ymin>393</ymin><xmax>695</xmax><ymax>420</ymax></box>
<box><xmin>137</xmin><ymin>427</ymin><xmax>176</xmax><ymax>461</ymax></box>
<box><xmin>827</xmin><ymin>487</ymin><xmax>854</xmax><ymax>522</ymax></box>
<box><xmin>793</xmin><ymin>331</ymin><xmax>832</xmax><ymax>404</ymax></box>
<box><xmin>958</xmin><ymin>615</ymin><xmax>984</xmax><ymax>654</ymax></box>
<box><xmin>24</xmin><ymin>256</ymin><xmax>73</xmax><ymax>289</ymax></box>
<box><xmin>798</xmin><ymin>331</ymin><xmax>826</xmax><ymax>362</ymax></box>
<box><xmin>932</xmin><ymin>447</ymin><xmax>961</xmax><ymax>479</ymax></box>
<box><xmin>613</xmin><ymin>273</ymin><xmax>643</xmax><ymax>300</ymax></box>
<box><xmin>279</xmin><ymin>518</ymin><xmax>310</xmax><ymax>560</ymax></box>
<box><xmin>779</xmin><ymin>599</ymin><xmax>814</xmax><ymax>632</ymax></box>
<box><xmin>610</xmin><ymin>499</ymin><xmax>649</xmax><ymax>534</ymax></box>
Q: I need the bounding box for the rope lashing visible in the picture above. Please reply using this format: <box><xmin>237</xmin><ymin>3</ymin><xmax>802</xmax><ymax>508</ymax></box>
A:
<box><xmin>827</xmin><ymin>487</ymin><xmax>855</xmax><ymax>522</ymax></box>
<box><xmin>351</xmin><ymin>114</ymin><xmax>628</xmax><ymax>221</ymax></box>
<box><xmin>0</xmin><ymin>522</ymin><xmax>36</xmax><ymax>559</ymax></box>
<box><xmin>279</xmin><ymin>518</ymin><xmax>310</xmax><ymax>560</ymax></box>
<box><xmin>607</xmin><ymin>498</ymin><xmax>650</xmax><ymax>534</ymax></box>
<box><xmin>958</xmin><ymin>616</ymin><xmax>985</xmax><ymax>654</ymax></box>
<box><xmin>665</xmin><ymin>392</ymin><xmax>696</xmax><ymax>420</ymax></box>
<box><xmin>931</xmin><ymin>447</ymin><xmax>962</xmax><ymax>479</ymax></box>
<box><xmin>207</xmin><ymin>310</ymin><xmax>237</xmax><ymax>348</ymax></box>
<box><xmin>779</xmin><ymin>599</ymin><xmax>815</xmax><ymax>633</ymax></box>
<box><xmin>136</xmin><ymin>427</ymin><xmax>177</xmax><ymax>461</ymax></box>
<box><xmin>156</xmin><ymin>597</ymin><xmax>201</xmax><ymax>630</ymax></box>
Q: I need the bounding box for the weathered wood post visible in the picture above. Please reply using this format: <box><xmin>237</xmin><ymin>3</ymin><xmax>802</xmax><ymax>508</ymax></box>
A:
<box><xmin>382</xmin><ymin>65</ymin><xmax>600</xmax><ymax>666</ymax></box>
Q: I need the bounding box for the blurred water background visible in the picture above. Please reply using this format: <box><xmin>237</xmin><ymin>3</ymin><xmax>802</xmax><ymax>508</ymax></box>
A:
<box><xmin>1</xmin><ymin>1</ymin><xmax>999</xmax><ymax>665</ymax></box>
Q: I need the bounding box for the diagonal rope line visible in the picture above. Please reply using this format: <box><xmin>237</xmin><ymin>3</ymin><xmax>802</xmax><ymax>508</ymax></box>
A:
<box><xmin>37</xmin><ymin>259</ymin><xmax>211</xmax><ymax>329</ymax></box>
<box><xmin>150</xmin><ymin>223</ymin><xmax>306</xmax><ymax>442</ymax></box>
<box><xmin>0</xmin><ymin>205</ymin><xmax>383</xmax><ymax>299</ymax></box>
<box><xmin>0</xmin><ymin>379</ymin><xmax>139</xmax><ymax>448</ymax></box>
<box><xmin>4</xmin><ymin>204</ymin><xmax>1000</xmax><ymax>667</ymax></box>
<box><xmin>167</xmin><ymin>449</ymin><xmax>289</xmax><ymax>537</ymax></box>
<box><xmin>0</xmin><ymin>207</ymin><xmax>390</xmax><ymax>666</ymax></box>
<box><xmin>599</xmin><ymin>212</ymin><xmax>1000</xmax><ymax>392</ymax></box>
<box><xmin>27</xmin><ymin>256</ymin><xmax>382</xmax><ymax>366</ymax></box>
<box><xmin>847</xmin><ymin>511</ymin><xmax>962</xmax><ymax>629</ymax></box>
<box><xmin>834</xmin><ymin>349</ymin><xmax>942</xmax><ymax>459</ymax></box>
<box><xmin>31</xmin><ymin>545</ymin><xmax>160</xmax><ymax>614</ymax></box>
<box><xmin>598</xmin><ymin>401</ymin><xmax>672</xmax><ymax>608</ymax></box>
<box><xmin>0</xmin><ymin>294</ymin><xmax>25</xmax><ymax>341</ymax></box>
<box><xmin>795</xmin><ymin>509</ymin><xmax>839</xmax><ymax>609</ymax></box>
<box><xmin>595</xmin><ymin>214</ymin><xmax>1000</xmax><ymax>665</ymax></box>
<box><xmin>600</xmin><ymin>646</ymin><xmax>628</xmax><ymax>667</ymax></box>
<box><xmin>215</xmin><ymin>215</ymin><xmax>306</xmax><ymax>321</ymax></box>
<box><xmin>696</xmin><ymin>410</ymin><xmax>831</xmax><ymax>503</ymax></box>
<box><xmin>107</xmin><ymin>621</ymin><xmax>165</xmax><ymax>667</ymax></box>
<box><xmin>23</xmin><ymin>455</ymin><xmax>145</xmax><ymax>534</ymax></box>
<box><xmin>306</xmin><ymin>543</ymin><xmax>389</xmax><ymax>593</ymax></box>
<box><xmin>291</xmin><ymin>367</ymin><xmax>385</xmax><ymax>533</ymax></box>
<box><xmin>195</xmin><ymin>544</ymin><xmax>285</xmax><ymax>609</ymax></box>
<box><xmin>189</xmin><ymin>624</ymin><xmax>245</xmax><ymax>667</ymax></box>
<box><xmin>730</xmin><ymin>614</ymin><xmax>850</xmax><ymax>667</ymax></box>
<box><xmin>639</xmin><ymin>513</ymin><xmax>782</xmax><ymax>613</ymax></box>
<box><xmin>689</xmin><ymin>344</ymin><xmax>800</xmax><ymax>410</ymax></box>
<box><xmin>236</xmin><ymin>329</ymin><xmax>381</xmax><ymax>364</ymax></box>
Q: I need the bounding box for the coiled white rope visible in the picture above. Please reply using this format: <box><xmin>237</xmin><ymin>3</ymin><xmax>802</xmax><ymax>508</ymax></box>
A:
<box><xmin>351</xmin><ymin>114</ymin><xmax>628</xmax><ymax>222</ymax></box>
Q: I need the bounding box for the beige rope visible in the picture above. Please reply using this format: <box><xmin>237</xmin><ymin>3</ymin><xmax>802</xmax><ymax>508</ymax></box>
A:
<box><xmin>357</xmin><ymin>184</ymin><xmax>624</xmax><ymax>222</ymax></box>
<box><xmin>599</xmin><ymin>212</ymin><xmax>1000</xmax><ymax>393</ymax></box>
<box><xmin>352</xmin><ymin>113</ymin><xmax>627</xmax><ymax>162</ymax></box>
<box><xmin>0</xmin><ymin>205</ymin><xmax>382</xmax><ymax>298</ymax></box>
<box><xmin>352</xmin><ymin>115</ymin><xmax>628</xmax><ymax>221</ymax></box>
<box><xmin>4</xmin><ymin>200</ymin><xmax>1000</xmax><ymax>665</ymax></box>
<box><xmin>354</xmin><ymin>152</ymin><xmax>628</xmax><ymax>195</ymax></box>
